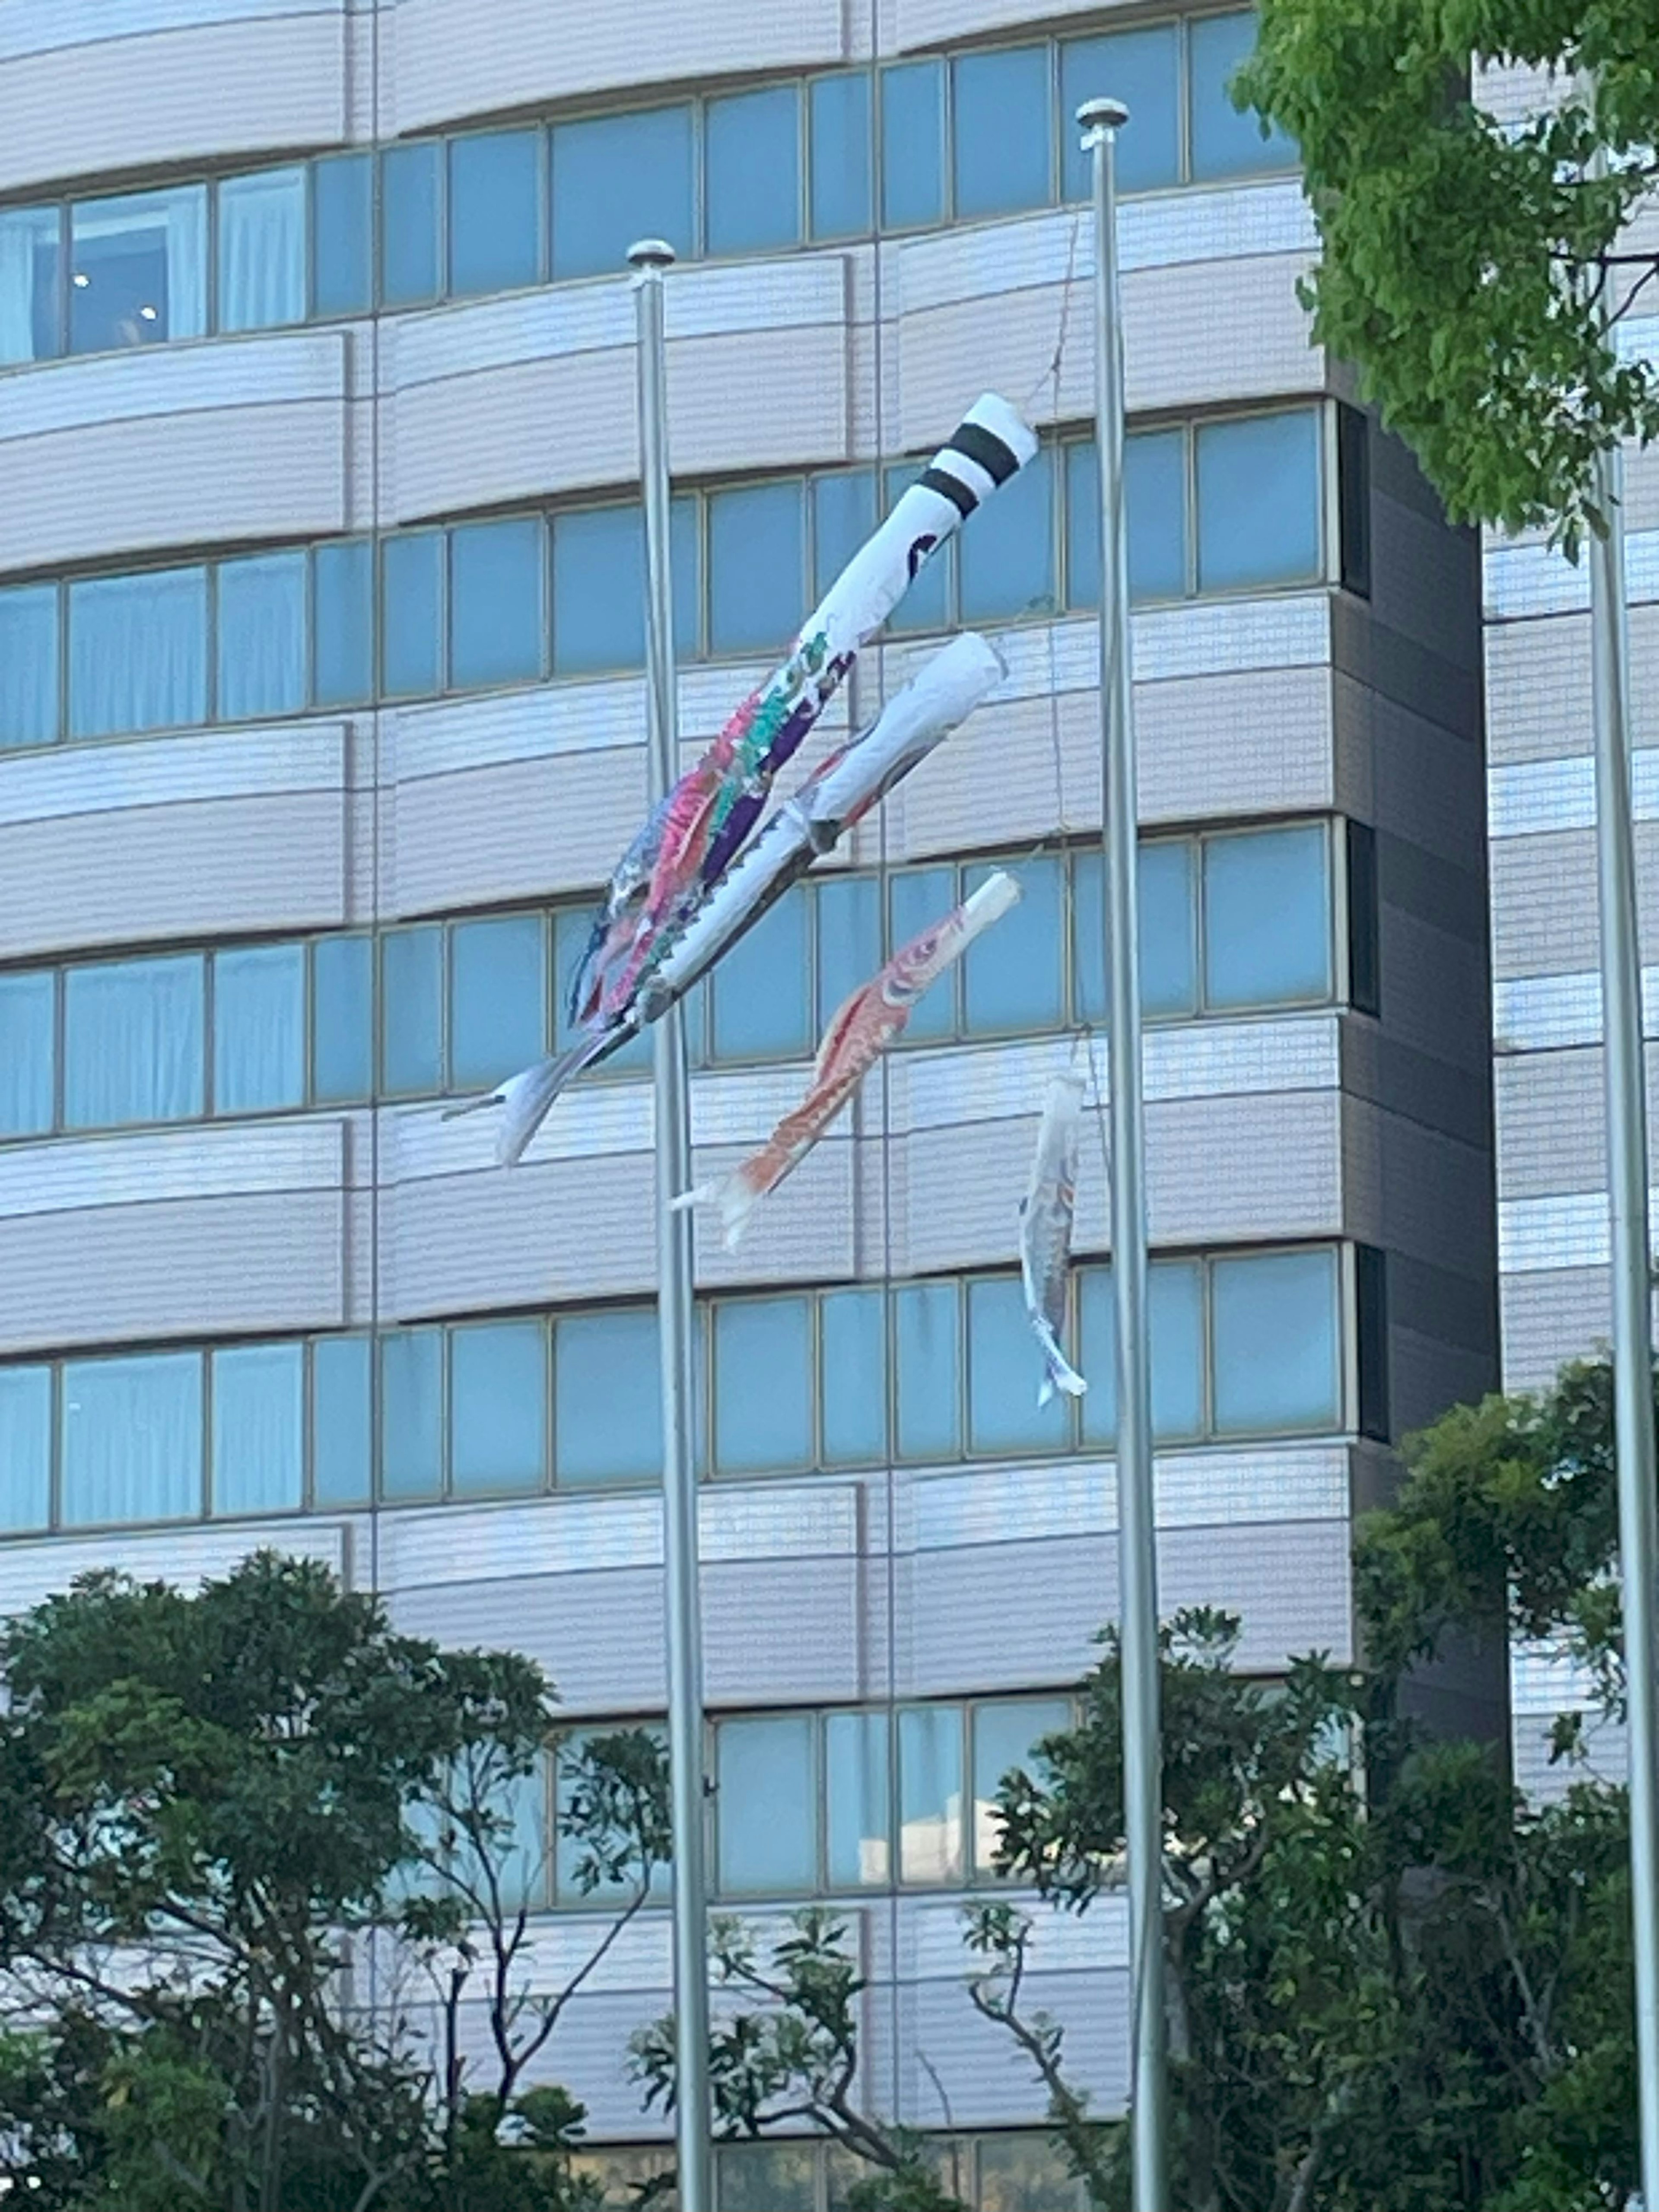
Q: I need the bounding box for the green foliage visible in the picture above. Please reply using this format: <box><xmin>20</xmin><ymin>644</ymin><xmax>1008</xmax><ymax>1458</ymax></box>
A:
<box><xmin>0</xmin><ymin>1551</ymin><xmax>669</xmax><ymax>2212</ymax></box>
<box><xmin>1236</xmin><ymin>0</ymin><xmax>1659</xmax><ymax>545</ymax></box>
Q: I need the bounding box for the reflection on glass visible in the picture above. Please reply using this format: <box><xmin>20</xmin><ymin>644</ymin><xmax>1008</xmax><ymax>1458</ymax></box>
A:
<box><xmin>217</xmin><ymin>550</ymin><xmax>306</xmax><ymax>722</ymax></box>
<box><xmin>313</xmin><ymin>1335</ymin><xmax>372</xmax><ymax>1506</ymax></box>
<box><xmin>551</xmin><ymin>106</ymin><xmax>694</xmax><ymax>280</ymax></box>
<box><xmin>826</xmin><ymin>1710</ymin><xmax>890</xmax><ymax>1886</ymax></box>
<box><xmin>448</xmin><ymin>129</ymin><xmax>542</xmax><ymax>297</ymax></box>
<box><xmin>973</xmin><ymin>1697</ymin><xmax>1068</xmax><ymax>1870</ymax></box>
<box><xmin>0</xmin><ymin>205</ymin><xmax>62</xmax><ymax>365</ymax></box>
<box><xmin>706</xmin><ymin>86</ymin><xmax>801</xmax><ymax>256</ymax></box>
<box><xmin>449</xmin><ymin>516</ymin><xmax>545</xmax><ymax>690</ymax></box>
<box><xmin>809</xmin><ymin>73</ymin><xmax>872</xmax><ymax>239</ymax></box>
<box><xmin>718</xmin><ymin>2141</ymin><xmax>816</xmax><ymax>2212</ymax></box>
<box><xmin>381</xmin><ymin>925</ymin><xmax>442</xmax><ymax>1096</ymax></box>
<box><xmin>1203</xmin><ymin>823</ymin><xmax>1330</xmax><ymax>1007</ymax></box>
<box><xmin>1062</xmin><ymin>28</ymin><xmax>1181</xmax><ymax>198</ymax></box>
<box><xmin>1195</xmin><ymin>409</ymin><xmax>1321</xmax><ymax>592</ymax></box>
<box><xmin>61</xmin><ymin>1351</ymin><xmax>202</xmax><ymax>1527</ymax></box>
<box><xmin>555</xmin><ymin>1309</ymin><xmax>661</xmax><ymax>1482</ymax></box>
<box><xmin>0</xmin><ymin>972</ymin><xmax>54</xmax><ymax>1138</ymax></box>
<box><xmin>717</xmin><ymin>1715</ymin><xmax>815</xmax><ymax>1892</ymax></box>
<box><xmin>381</xmin><ymin>1328</ymin><xmax>443</xmax><ymax>1498</ymax></box>
<box><xmin>69</xmin><ymin>186</ymin><xmax>206</xmax><ymax>352</ymax></box>
<box><xmin>450</xmin><ymin>1322</ymin><xmax>546</xmax><ymax>1493</ymax></box>
<box><xmin>821</xmin><ymin>1287</ymin><xmax>887</xmax><ymax>1464</ymax></box>
<box><xmin>713</xmin><ymin>1298</ymin><xmax>812</xmax><ymax>1473</ymax></box>
<box><xmin>979</xmin><ymin>2132</ymin><xmax>1090</xmax><ymax>2211</ymax></box>
<box><xmin>953</xmin><ymin>47</ymin><xmax>1052</xmax><ymax>219</ymax></box>
<box><xmin>64</xmin><ymin>954</ymin><xmax>205</xmax><ymax>1128</ymax></box>
<box><xmin>211</xmin><ymin>1342</ymin><xmax>304</xmax><ymax>1516</ymax></box>
<box><xmin>896</xmin><ymin>1281</ymin><xmax>960</xmax><ymax>1460</ymax></box>
<box><xmin>898</xmin><ymin>1705</ymin><xmax>963</xmax><ymax>1884</ymax></box>
<box><xmin>1212</xmin><ymin>1248</ymin><xmax>1338</xmax><ymax>1433</ymax></box>
<box><xmin>450</xmin><ymin>913</ymin><xmax>545</xmax><ymax>1091</ymax></box>
<box><xmin>0</xmin><ymin>1367</ymin><xmax>51</xmax><ymax>1532</ymax></box>
<box><xmin>214</xmin><ymin>943</ymin><xmax>306</xmax><ymax>1114</ymax></box>
<box><xmin>0</xmin><ymin>584</ymin><xmax>59</xmax><ymax>749</ymax></box>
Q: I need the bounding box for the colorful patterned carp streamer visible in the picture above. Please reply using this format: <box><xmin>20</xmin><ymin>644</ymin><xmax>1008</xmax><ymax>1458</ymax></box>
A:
<box><xmin>674</xmin><ymin>871</ymin><xmax>1022</xmax><ymax>1249</ymax></box>
<box><xmin>1020</xmin><ymin>1070</ymin><xmax>1089</xmax><ymax>1406</ymax></box>
<box><xmin>566</xmin><ymin>392</ymin><xmax>1037</xmax><ymax>1031</ymax></box>
<box><xmin>441</xmin><ymin>635</ymin><xmax>1007</xmax><ymax>1167</ymax></box>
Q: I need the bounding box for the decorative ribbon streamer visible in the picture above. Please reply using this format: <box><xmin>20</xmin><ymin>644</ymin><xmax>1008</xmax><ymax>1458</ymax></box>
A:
<box><xmin>674</xmin><ymin>871</ymin><xmax>1021</xmax><ymax>1250</ymax></box>
<box><xmin>1020</xmin><ymin>1070</ymin><xmax>1089</xmax><ymax>1406</ymax></box>
<box><xmin>447</xmin><ymin>634</ymin><xmax>1007</xmax><ymax>1167</ymax></box>
<box><xmin>567</xmin><ymin>393</ymin><xmax>1039</xmax><ymax>1030</ymax></box>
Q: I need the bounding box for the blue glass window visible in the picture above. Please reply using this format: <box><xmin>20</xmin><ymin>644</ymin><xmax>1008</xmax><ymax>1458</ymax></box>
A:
<box><xmin>314</xmin><ymin>538</ymin><xmax>374</xmax><ymax>708</ymax></box>
<box><xmin>1195</xmin><ymin>409</ymin><xmax>1321</xmax><ymax>592</ymax></box>
<box><xmin>381</xmin><ymin>925</ymin><xmax>442</xmax><ymax>1096</ymax></box>
<box><xmin>826</xmin><ymin>1710</ymin><xmax>889</xmax><ymax>1886</ymax></box>
<box><xmin>381</xmin><ymin>1328</ymin><xmax>443</xmax><ymax>1499</ymax></box>
<box><xmin>967</xmin><ymin>1275</ymin><xmax>1068</xmax><ymax>1454</ymax></box>
<box><xmin>450</xmin><ymin>913</ymin><xmax>546</xmax><ymax>1090</ymax></box>
<box><xmin>69</xmin><ymin>186</ymin><xmax>206</xmax><ymax>352</ymax></box>
<box><xmin>0</xmin><ymin>1366</ymin><xmax>52</xmax><ymax>1533</ymax></box>
<box><xmin>1062</xmin><ymin>28</ymin><xmax>1181</xmax><ymax>197</ymax></box>
<box><xmin>953</xmin><ymin>47</ymin><xmax>1052</xmax><ymax>219</ymax></box>
<box><xmin>552</xmin><ymin>497</ymin><xmax>698</xmax><ymax>673</ymax></box>
<box><xmin>717</xmin><ymin>1715</ymin><xmax>815</xmax><ymax>1893</ymax></box>
<box><xmin>448</xmin><ymin>129</ymin><xmax>542</xmax><ymax>296</ymax></box>
<box><xmin>889</xmin><ymin>866</ymin><xmax>957</xmax><ymax>1041</ymax></box>
<box><xmin>61</xmin><ymin>1351</ymin><xmax>202</xmax><ymax>1528</ymax></box>
<box><xmin>706</xmin><ymin>86</ymin><xmax>801</xmax><ymax>256</ymax></box>
<box><xmin>809</xmin><ymin>74</ymin><xmax>872</xmax><ymax>239</ymax></box>
<box><xmin>214</xmin><ymin>943</ymin><xmax>306</xmax><ymax>1114</ymax></box>
<box><xmin>211</xmin><ymin>1342</ymin><xmax>304</xmax><ymax>1516</ymax></box>
<box><xmin>218</xmin><ymin>550</ymin><xmax>307</xmax><ymax>722</ymax></box>
<box><xmin>1211</xmin><ymin>1249</ymin><xmax>1339</xmax><ymax>1433</ymax></box>
<box><xmin>0</xmin><ymin>206</ymin><xmax>61</xmax><ymax>365</ymax></box>
<box><xmin>811</xmin><ymin>468</ymin><xmax>876</xmax><ymax>601</ymax></box>
<box><xmin>964</xmin><ymin>855</ymin><xmax>1063</xmax><ymax>1034</ymax></box>
<box><xmin>68</xmin><ymin>566</ymin><xmax>207</xmax><ymax>738</ymax></box>
<box><xmin>0</xmin><ymin>584</ymin><xmax>60</xmax><ymax>750</ymax></box>
<box><xmin>1068</xmin><ymin>431</ymin><xmax>1190</xmax><ymax>608</ymax></box>
<box><xmin>713</xmin><ymin>1298</ymin><xmax>812</xmax><ymax>1474</ymax></box>
<box><xmin>555</xmin><ymin>1309</ymin><xmax>661</xmax><ymax>1484</ymax></box>
<box><xmin>880</xmin><ymin>62</ymin><xmax>945</xmax><ymax>228</ymax></box>
<box><xmin>1203</xmin><ymin>824</ymin><xmax>1331</xmax><ymax>1008</ymax></box>
<box><xmin>708</xmin><ymin>887</ymin><xmax>810</xmax><ymax>1062</ymax></box>
<box><xmin>815</xmin><ymin>873</ymin><xmax>881</xmax><ymax>1033</ymax></box>
<box><xmin>896</xmin><ymin>1281</ymin><xmax>960</xmax><ymax>1460</ymax></box>
<box><xmin>0</xmin><ymin>973</ymin><xmax>54</xmax><ymax>1138</ymax></box>
<box><xmin>1189</xmin><ymin>10</ymin><xmax>1295</xmax><ymax>181</ymax></box>
<box><xmin>973</xmin><ymin>1698</ymin><xmax>1068</xmax><ymax>1869</ymax></box>
<box><xmin>898</xmin><ymin>1704</ymin><xmax>963</xmax><ymax>1883</ymax></box>
<box><xmin>64</xmin><ymin>954</ymin><xmax>205</xmax><ymax>1128</ymax></box>
<box><xmin>1082</xmin><ymin>1260</ymin><xmax>1205</xmax><ymax>1443</ymax></box>
<box><xmin>449</xmin><ymin>517</ymin><xmax>545</xmax><ymax>690</ymax></box>
<box><xmin>1074</xmin><ymin>843</ymin><xmax>1199</xmax><ymax>1025</ymax></box>
<box><xmin>709</xmin><ymin>480</ymin><xmax>804</xmax><ymax>657</ymax></box>
<box><xmin>821</xmin><ymin>1287</ymin><xmax>887</xmax><ymax>1464</ymax></box>
<box><xmin>312</xmin><ymin>151</ymin><xmax>373</xmax><ymax>316</ymax></box>
<box><xmin>313</xmin><ymin>1335</ymin><xmax>372</xmax><ymax>1506</ymax></box>
<box><xmin>551</xmin><ymin>107</ymin><xmax>694</xmax><ymax>281</ymax></box>
<box><xmin>451</xmin><ymin>1322</ymin><xmax>547</xmax><ymax>1493</ymax></box>
<box><xmin>382</xmin><ymin>531</ymin><xmax>443</xmax><ymax>698</ymax></box>
<box><xmin>217</xmin><ymin>165</ymin><xmax>305</xmax><ymax>333</ymax></box>
<box><xmin>381</xmin><ymin>142</ymin><xmax>441</xmax><ymax>306</ymax></box>
<box><xmin>312</xmin><ymin>934</ymin><xmax>373</xmax><ymax>1103</ymax></box>
<box><xmin>959</xmin><ymin>443</ymin><xmax>1054</xmax><ymax>622</ymax></box>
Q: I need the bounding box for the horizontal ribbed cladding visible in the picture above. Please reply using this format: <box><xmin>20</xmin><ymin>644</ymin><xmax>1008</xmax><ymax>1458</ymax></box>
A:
<box><xmin>387</xmin><ymin>0</ymin><xmax>844</xmax><ymax>137</ymax></box>
<box><xmin>0</xmin><ymin>0</ymin><xmax>348</xmax><ymax>197</ymax></box>
<box><xmin>0</xmin><ymin>333</ymin><xmax>351</xmax><ymax>577</ymax></box>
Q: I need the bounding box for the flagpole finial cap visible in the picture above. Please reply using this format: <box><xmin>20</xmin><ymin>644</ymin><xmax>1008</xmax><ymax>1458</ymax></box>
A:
<box><xmin>627</xmin><ymin>238</ymin><xmax>677</xmax><ymax>271</ymax></box>
<box><xmin>1076</xmin><ymin>97</ymin><xmax>1131</xmax><ymax>135</ymax></box>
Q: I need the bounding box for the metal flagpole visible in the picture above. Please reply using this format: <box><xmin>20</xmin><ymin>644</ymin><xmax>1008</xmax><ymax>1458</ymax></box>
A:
<box><xmin>1078</xmin><ymin>99</ymin><xmax>1169</xmax><ymax>2212</ymax></box>
<box><xmin>628</xmin><ymin>237</ymin><xmax>714</xmax><ymax>2212</ymax></box>
<box><xmin>1588</xmin><ymin>423</ymin><xmax>1659</xmax><ymax>2211</ymax></box>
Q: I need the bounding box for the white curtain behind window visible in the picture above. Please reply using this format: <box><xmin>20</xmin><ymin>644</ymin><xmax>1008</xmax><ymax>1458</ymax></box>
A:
<box><xmin>64</xmin><ymin>955</ymin><xmax>204</xmax><ymax>1128</ymax></box>
<box><xmin>0</xmin><ymin>973</ymin><xmax>55</xmax><ymax>1138</ymax></box>
<box><xmin>211</xmin><ymin>1344</ymin><xmax>304</xmax><ymax>1516</ymax></box>
<box><xmin>0</xmin><ymin>586</ymin><xmax>58</xmax><ymax>748</ymax></box>
<box><xmin>60</xmin><ymin>1352</ymin><xmax>202</xmax><ymax>1527</ymax></box>
<box><xmin>217</xmin><ymin>167</ymin><xmax>306</xmax><ymax>333</ymax></box>
<box><xmin>0</xmin><ymin>1367</ymin><xmax>52</xmax><ymax>1532</ymax></box>
<box><xmin>217</xmin><ymin>553</ymin><xmax>307</xmax><ymax>723</ymax></box>
<box><xmin>0</xmin><ymin>207</ymin><xmax>54</xmax><ymax>364</ymax></box>
<box><xmin>70</xmin><ymin>185</ymin><xmax>206</xmax><ymax>342</ymax></box>
<box><xmin>68</xmin><ymin>566</ymin><xmax>208</xmax><ymax>737</ymax></box>
<box><xmin>213</xmin><ymin>944</ymin><xmax>305</xmax><ymax>1114</ymax></box>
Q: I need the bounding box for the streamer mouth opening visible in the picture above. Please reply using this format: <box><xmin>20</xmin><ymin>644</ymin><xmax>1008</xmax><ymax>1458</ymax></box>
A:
<box><xmin>960</xmin><ymin>870</ymin><xmax>1023</xmax><ymax>939</ymax></box>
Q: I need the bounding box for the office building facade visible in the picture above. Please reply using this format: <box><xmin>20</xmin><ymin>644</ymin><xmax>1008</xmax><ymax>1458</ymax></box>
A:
<box><xmin>0</xmin><ymin>0</ymin><xmax>1499</xmax><ymax>2196</ymax></box>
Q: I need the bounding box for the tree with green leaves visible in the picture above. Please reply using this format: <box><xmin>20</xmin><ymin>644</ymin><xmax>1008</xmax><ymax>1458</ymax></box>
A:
<box><xmin>1236</xmin><ymin>0</ymin><xmax>1659</xmax><ymax>546</ymax></box>
<box><xmin>0</xmin><ymin>1551</ymin><xmax>670</xmax><ymax>2212</ymax></box>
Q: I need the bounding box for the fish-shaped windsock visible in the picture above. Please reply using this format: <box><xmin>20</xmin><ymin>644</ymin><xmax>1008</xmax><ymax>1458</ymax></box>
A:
<box><xmin>1020</xmin><ymin>1071</ymin><xmax>1088</xmax><ymax>1406</ymax></box>
<box><xmin>568</xmin><ymin>394</ymin><xmax>1039</xmax><ymax>1030</ymax></box>
<box><xmin>675</xmin><ymin>871</ymin><xmax>1022</xmax><ymax>1249</ymax></box>
<box><xmin>442</xmin><ymin>635</ymin><xmax>1007</xmax><ymax>1166</ymax></box>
